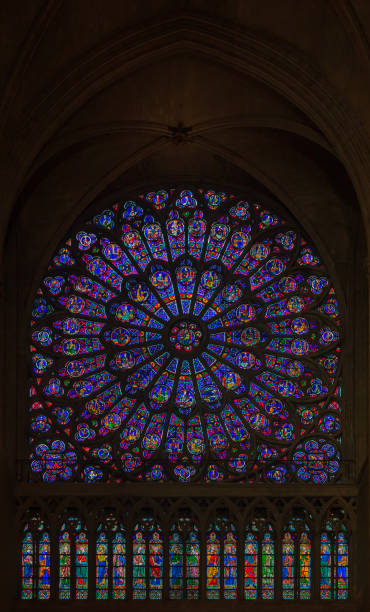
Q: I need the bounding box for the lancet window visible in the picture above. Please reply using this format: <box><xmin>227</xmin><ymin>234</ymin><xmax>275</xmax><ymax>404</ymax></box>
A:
<box><xmin>21</xmin><ymin>517</ymin><xmax>50</xmax><ymax>599</ymax></box>
<box><xmin>320</xmin><ymin>518</ymin><xmax>349</xmax><ymax>600</ymax></box>
<box><xmin>58</xmin><ymin>517</ymin><xmax>88</xmax><ymax>599</ymax></box>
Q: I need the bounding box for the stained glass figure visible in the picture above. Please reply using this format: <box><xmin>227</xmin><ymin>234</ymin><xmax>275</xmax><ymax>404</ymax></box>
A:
<box><xmin>282</xmin><ymin>532</ymin><xmax>294</xmax><ymax>599</ymax></box>
<box><xmin>262</xmin><ymin>529</ymin><xmax>274</xmax><ymax>599</ymax></box>
<box><xmin>59</xmin><ymin>518</ymin><xmax>87</xmax><ymax>599</ymax></box>
<box><xmin>96</xmin><ymin>530</ymin><xmax>108</xmax><ymax>599</ymax></box>
<box><xmin>38</xmin><ymin>532</ymin><xmax>51</xmax><ymax>599</ymax></box>
<box><xmin>59</xmin><ymin>529</ymin><xmax>71</xmax><ymax>599</ymax></box>
<box><xmin>21</xmin><ymin>530</ymin><xmax>33</xmax><ymax>599</ymax></box>
<box><xmin>244</xmin><ymin>527</ymin><xmax>258</xmax><ymax>599</ymax></box>
<box><xmin>206</xmin><ymin>531</ymin><xmax>220</xmax><ymax>599</ymax></box>
<box><xmin>299</xmin><ymin>532</ymin><xmax>311</xmax><ymax>599</ymax></box>
<box><xmin>207</xmin><ymin>520</ymin><xmax>237</xmax><ymax>599</ymax></box>
<box><xmin>112</xmin><ymin>532</ymin><xmax>126</xmax><ymax>599</ymax></box>
<box><xmin>76</xmin><ymin>531</ymin><xmax>88</xmax><ymax>598</ymax></box>
<box><xmin>169</xmin><ymin>530</ymin><xmax>182</xmax><ymax>598</ymax></box>
<box><xmin>186</xmin><ymin>530</ymin><xmax>200</xmax><ymax>599</ymax></box>
<box><xmin>149</xmin><ymin>531</ymin><xmax>163</xmax><ymax>599</ymax></box>
<box><xmin>282</xmin><ymin>520</ymin><xmax>311</xmax><ymax>600</ymax></box>
<box><xmin>96</xmin><ymin>520</ymin><xmax>126</xmax><ymax>599</ymax></box>
<box><xmin>169</xmin><ymin>519</ymin><xmax>200</xmax><ymax>599</ymax></box>
<box><xmin>320</xmin><ymin>522</ymin><xmax>349</xmax><ymax>600</ymax></box>
<box><xmin>21</xmin><ymin>519</ymin><xmax>50</xmax><ymax>600</ymax></box>
<box><xmin>224</xmin><ymin>530</ymin><xmax>237</xmax><ymax>599</ymax></box>
<box><xmin>337</xmin><ymin>532</ymin><xmax>349</xmax><ymax>599</ymax></box>
<box><xmin>29</xmin><ymin>187</ymin><xmax>343</xmax><ymax>483</ymax></box>
<box><xmin>133</xmin><ymin>519</ymin><xmax>162</xmax><ymax>600</ymax></box>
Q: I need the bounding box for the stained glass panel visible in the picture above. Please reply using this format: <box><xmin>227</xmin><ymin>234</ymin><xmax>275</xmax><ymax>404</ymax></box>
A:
<box><xmin>76</xmin><ymin>531</ymin><xmax>88</xmax><ymax>598</ymax></box>
<box><xmin>262</xmin><ymin>531</ymin><xmax>274</xmax><ymax>599</ymax></box>
<box><xmin>320</xmin><ymin>524</ymin><xmax>349</xmax><ymax>600</ymax></box>
<box><xmin>337</xmin><ymin>532</ymin><xmax>349</xmax><ymax>599</ymax></box>
<box><xmin>186</xmin><ymin>530</ymin><xmax>200</xmax><ymax>599</ymax></box>
<box><xmin>133</xmin><ymin>520</ymin><xmax>162</xmax><ymax>600</ymax></box>
<box><xmin>38</xmin><ymin>532</ymin><xmax>51</xmax><ymax>599</ymax></box>
<box><xmin>299</xmin><ymin>532</ymin><xmax>311</xmax><ymax>599</ymax></box>
<box><xmin>206</xmin><ymin>531</ymin><xmax>220</xmax><ymax>599</ymax></box>
<box><xmin>59</xmin><ymin>530</ymin><xmax>70</xmax><ymax>599</ymax></box>
<box><xmin>224</xmin><ymin>531</ymin><xmax>237</xmax><ymax>599</ymax></box>
<box><xmin>169</xmin><ymin>531</ymin><xmax>183</xmax><ymax>598</ymax></box>
<box><xmin>282</xmin><ymin>532</ymin><xmax>294</xmax><ymax>599</ymax></box>
<box><xmin>149</xmin><ymin>531</ymin><xmax>163</xmax><ymax>599</ymax></box>
<box><xmin>320</xmin><ymin>533</ymin><xmax>332</xmax><ymax>599</ymax></box>
<box><xmin>112</xmin><ymin>532</ymin><xmax>126</xmax><ymax>599</ymax></box>
<box><xmin>96</xmin><ymin>530</ymin><xmax>108</xmax><ymax>599</ymax></box>
<box><xmin>21</xmin><ymin>530</ymin><xmax>33</xmax><ymax>599</ymax></box>
<box><xmin>132</xmin><ymin>530</ymin><xmax>146</xmax><ymax>599</ymax></box>
<box><xmin>28</xmin><ymin>187</ymin><xmax>342</xmax><ymax>483</ymax></box>
<box><xmin>244</xmin><ymin>529</ymin><xmax>258</xmax><ymax>599</ymax></box>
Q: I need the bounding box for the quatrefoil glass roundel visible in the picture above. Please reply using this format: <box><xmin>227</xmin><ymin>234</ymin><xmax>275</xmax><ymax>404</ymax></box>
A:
<box><xmin>29</xmin><ymin>187</ymin><xmax>342</xmax><ymax>484</ymax></box>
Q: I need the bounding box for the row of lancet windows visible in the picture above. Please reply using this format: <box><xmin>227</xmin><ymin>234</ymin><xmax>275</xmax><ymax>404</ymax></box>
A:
<box><xmin>21</xmin><ymin>515</ymin><xmax>349</xmax><ymax>601</ymax></box>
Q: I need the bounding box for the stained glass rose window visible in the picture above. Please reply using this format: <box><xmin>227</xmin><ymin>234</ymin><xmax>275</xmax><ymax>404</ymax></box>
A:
<box><xmin>29</xmin><ymin>187</ymin><xmax>342</xmax><ymax>483</ymax></box>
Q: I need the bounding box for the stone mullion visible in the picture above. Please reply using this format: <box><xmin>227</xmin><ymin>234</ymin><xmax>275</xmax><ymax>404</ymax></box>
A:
<box><xmin>200</xmin><ymin>522</ymin><xmax>206</xmax><ymax>600</ymax></box>
<box><xmin>162</xmin><ymin>525</ymin><xmax>169</xmax><ymax>599</ymax></box>
<box><xmin>107</xmin><ymin>533</ymin><xmax>113</xmax><ymax>599</ymax></box>
<box><xmin>312</xmin><ymin>522</ymin><xmax>320</xmax><ymax>601</ymax></box>
<box><xmin>33</xmin><ymin>531</ymin><xmax>39</xmax><ymax>599</ymax></box>
<box><xmin>294</xmin><ymin>530</ymin><xmax>300</xmax><ymax>600</ymax></box>
<box><xmin>70</xmin><ymin>528</ymin><xmax>76</xmax><ymax>600</ymax></box>
<box><xmin>50</xmin><ymin>522</ymin><xmax>59</xmax><ymax>600</ymax></box>
<box><xmin>182</xmin><ymin>534</ymin><xmax>187</xmax><ymax>600</ymax></box>
<box><xmin>257</xmin><ymin>531</ymin><xmax>262</xmax><ymax>600</ymax></box>
<box><xmin>348</xmin><ymin>528</ymin><xmax>353</xmax><ymax>601</ymax></box>
<box><xmin>220</xmin><ymin>530</ymin><xmax>225</xmax><ymax>598</ymax></box>
<box><xmin>274</xmin><ymin>526</ymin><xmax>282</xmax><ymax>601</ymax></box>
<box><xmin>145</xmin><ymin>534</ymin><xmax>150</xmax><ymax>599</ymax></box>
<box><xmin>331</xmin><ymin>532</ymin><xmax>336</xmax><ymax>600</ymax></box>
<box><xmin>125</xmin><ymin>522</ymin><xmax>133</xmax><ymax>600</ymax></box>
<box><xmin>237</xmin><ymin>524</ymin><xmax>244</xmax><ymax>600</ymax></box>
<box><xmin>88</xmin><ymin>517</ymin><xmax>96</xmax><ymax>600</ymax></box>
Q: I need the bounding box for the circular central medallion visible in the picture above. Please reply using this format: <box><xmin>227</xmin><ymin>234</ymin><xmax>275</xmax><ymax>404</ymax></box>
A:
<box><xmin>170</xmin><ymin>321</ymin><xmax>202</xmax><ymax>352</ymax></box>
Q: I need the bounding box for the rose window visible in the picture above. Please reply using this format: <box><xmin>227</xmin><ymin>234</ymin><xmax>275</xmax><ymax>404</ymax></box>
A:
<box><xmin>29</xmin><ymin>187</ymin><xmax>342</xmax><ymax>483</ymax></box>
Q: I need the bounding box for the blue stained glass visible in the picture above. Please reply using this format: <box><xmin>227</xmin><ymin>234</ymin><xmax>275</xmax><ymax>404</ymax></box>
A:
<box><xmin>29</xmin><ymin>186</ymin><xmax>342</xmax><ymax>483</ymax></box>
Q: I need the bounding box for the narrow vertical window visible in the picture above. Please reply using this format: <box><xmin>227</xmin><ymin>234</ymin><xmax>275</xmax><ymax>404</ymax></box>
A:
<box><xmin>299</xmin><ymin>531</ymin><xmax>311</xmax><ymax>599</ymax></box>
<box><xmin>261</xmin><ymin>531</ymin><xmax>274</xmax><ymax>599</ymax></box>
<box><xmin>283</xmin><ymin>519</ymin><xmax>311</xmax><ymax>600</ymax></box>
<box><xmin>133</xmin><ymin>519</ymin><xmax>162</xmax><ymax>600</ymax></box>
<box><xmin>224</xmin><ymin>530</ymin><xmax>237</xmax><ymax>599</ymax></box>
<box><xmin>207</xmin><ymin>520</ymin><xmax>237</xmax><ymax>599</ymax></box>
<box><xmin>206</xmin><ymin>531</ymin><xmax>220</xmax><ymax>599</ymax></box>
<box><xmin>320</xmin><ymin>532</ymin><xmax>332</xmax><ymax>599</ymax></box>
<box><xmin>244</xmin><ymin>528</ymin><xmax>258</xmax><ymax>599</ymax></box>
<box><xmin>282</xmin><ymin>532</ymin><xmax>294</xmax><ymax>599</ymax></box>
<box><xmin>21</xmin><ymin>519</ymin><xmax>50</xmax><ymax>600</ymax></box>
<box><xmin>133</xmin><ymin>530</ymin><xmax>146</xmax><ymax>599</ymax></box>
<box><xmin>96</xmin><ymin>530</ymin><xmax>108</xmax><ymax>599</ymax></box>
<box><xmin>186</xmin><ymin>530</ymin><xmax>199</xmax><ymax>599</ymax></box>
<box><xmin>75</xmin><ymin>530</ymin><xmax>88</xmax><ymax>598</ymax></box>
<box><xmin>169</xmin><ymin>530</ymin><xmax>182</xmax><ymax>598</ymax></box>
<box><xmin>336</xmin><ymin>532</ymin><xmax>348</xmax><ymax>599</ymax></box>
<box><xmin>59</xmin><ymin>518</ymin><xmax>88</xmax><ymax>599</ymax></box>
<box><xmin>321</xmin><ymin>522</ymin><xmax>349</xmax><ymax>600</ymax></box>
<box><xmin>59</xmin><ymin>529</ymin><xmax>71</xmax><ymax>599</ymax></box>
<box><xmin>148</xmin><ymin>531</ymin><xmax>163</xmax><ymax>599</ymax></box>
<box><xmin>38</xmin><ymin>531</ymin><xmax>51</xmax><ymax>599</ymax></box>
<box><xmin>112</xmin><ymin>531</ymin><xmax>126</xmax><ymax>599</ymax></box>
<box><xmin>21</xmin><ymin>530</ymin><xmax>33</xmax><ymax>599</ymax></box>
